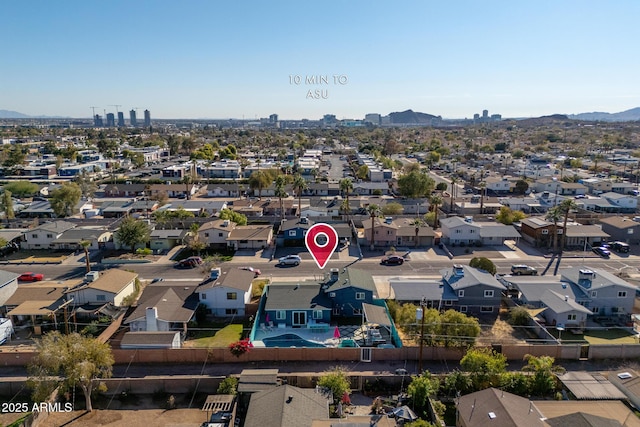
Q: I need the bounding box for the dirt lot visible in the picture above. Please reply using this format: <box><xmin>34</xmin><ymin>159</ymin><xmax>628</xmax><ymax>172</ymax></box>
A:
<box><xmin>38</xmin><ymin>408</ymin><xmax>207</xmax><ymax>427</ymax></box>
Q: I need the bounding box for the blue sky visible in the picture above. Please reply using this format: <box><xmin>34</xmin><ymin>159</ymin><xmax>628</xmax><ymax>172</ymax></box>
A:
<box><xmin>2</xmin><ymin>1</ymin><xmax>639</xmax><ymax>120</ymax></box>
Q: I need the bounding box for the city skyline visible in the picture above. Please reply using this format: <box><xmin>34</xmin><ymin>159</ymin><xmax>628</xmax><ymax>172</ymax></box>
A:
<box><xmin>2</xmin><ymin>1</ymin><xmax>640</xmax><ymax>120</ymax></box>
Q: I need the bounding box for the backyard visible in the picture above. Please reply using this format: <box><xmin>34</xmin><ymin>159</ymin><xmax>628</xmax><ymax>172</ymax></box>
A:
<box><xmin>183</xmin><ymin>323</ymin><xmax>244</xmax><ymax>348</ymax></box>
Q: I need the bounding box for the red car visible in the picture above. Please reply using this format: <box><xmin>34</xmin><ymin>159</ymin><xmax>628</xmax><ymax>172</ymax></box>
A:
<box><xmin>18</xmin><ymin>272</ymin><xmax>44</xmax><ymax>282</ymax></box>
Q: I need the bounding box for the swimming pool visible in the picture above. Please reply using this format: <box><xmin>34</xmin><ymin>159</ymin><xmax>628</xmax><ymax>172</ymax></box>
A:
<box><xmin>262</xmin><ymin>333</ymin><xmax>326</xmax><ymax>348</ymax></box>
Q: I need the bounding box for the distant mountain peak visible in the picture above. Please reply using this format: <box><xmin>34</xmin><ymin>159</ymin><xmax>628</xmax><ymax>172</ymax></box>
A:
<box><xmin>569</xmin><ymin>107</ymin><xmax>640</xmax><ymax>122</ymax></box>
<box><xmin>0</xmin><ymin>109</ymin><xmax>30</xmax><ymax>119</ymax></box>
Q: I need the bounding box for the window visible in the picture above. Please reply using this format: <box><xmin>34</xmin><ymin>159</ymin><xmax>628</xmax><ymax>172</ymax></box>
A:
<box><xmin>567</xmin><ymin>314</ymin><xmax>577</xmax><ymax>321</ymax></box>
<box><xmin>355</xmin><ymin>292</ymin><xmax>365</xmax><ymax>300</ymax></box>
<box><xmin>591</xmin><ymin>291</ymin><xmax>597</xmax><ymax>297</ymax></box>
<box><xmin>47</xmin><ymin>234</ymin><xmax>53</xmax><ymax>238</ymax></box>
<box><xmin>201</xmin><ymin>294</ymin><xmax>207</xmax><ymax>300</ymax></box>
<box><xmin>470</xmin><ymin>229</ymin><xmax>475</xmax><ymax>234</ymax></box>
<box><xmin>96</xmin><ymin>294</ymin><xmax>106</xmax><ymax>301</ymax></box>
<box><xmin>458</xmin><ymin>290</ymin><xmax>465</xmax><ymax>297</ymax></box>
<box><xmin>541</xmin><ymin>229</ymin><xmax>549</xmax><ymax>234</ymax></box>
<box><xmin>225</xmin><ymin>309</ymin><xmax>238</xmax><ymax>315</ymax></box>
<box><xmin>460</xmin><ymin>306</ymin><xmax>467</xmax><ymax>313</ymax></box>
<box><xmin>481</xmin><ymin>306</ymin><xmax>493</xmax><ymax>313</ymax></box>
<box><xmin>455</xmin><ymin>230</ymin><xmax>461</xmax><ymax>234</ymax></box>
<box><xmin>332</xmin><ymin>307</ymin><xmax>341</xmax><ymax>315</ymax></box>
<box><xmin>276</xmin><ymin>310</ymin><xmax>286</xmax><ymax>320</ymax></box>
<box><xmin>313</xmin><ymin>310</ymin><xmax>323</xmax><ymax>319</ymax></box>
<box><xmin>484</xmin><ymin>290</ymin><xmax>494</xmax><ymax>298</ymax></box>
<box><xmin>592</xmin><ymin>307</ymin><xmax>599</xmax><ymax>314</ymax></box>
<box><xmin>218</xmin><ymin>232</ymin><xmax>223</xmax><ymax>237</ymax></box>
<box><xmin>32</xmin><ymin>234</ymin><xmax>38</xmax><ymax>238</ymax></box>
<box><xmin>618</xmin><ymin>291</ymin><xmax>627</xmax><ymax>298</ymax></box>
<box><xmin>204</xmin><ymin>233</ymin><xmax>209</xmax><ymax>237</ymax></box>
<box><xmin>226</xmin><ymin>292</ymin><xmax>237</xmax><ymax>300</ymax></box>
<box><xmin>288</xmin><ymin>230</ymin><xmax>297</xmax><ymax>237</ymax></box>
<box><xmin>444</xmin><ymin>300</ymin><xmax>453</xmax><ymax>306</ymax></box>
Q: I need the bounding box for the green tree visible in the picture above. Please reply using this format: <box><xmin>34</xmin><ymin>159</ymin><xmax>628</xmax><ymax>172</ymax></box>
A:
<box><xmin>356</xmin><ymin>164</ymin><xmax>369</xmax><ymax>180</ymax></box>
<box><xmin>469</xmin><ymin>257</ymin><xmax>497</xmax><ymax>275</ymax></box>
<box><xmin>397</xmin><ymin>170</ymin><xmax>435</xmax><ymax>198</ymax></box>
<box><xmin>429</xmin><ymin>194</ymin><xmax>443</xmax><ymax>229</ymax></box>
<box><xmin>248</xmin><ymin>170</ymin><xmax>272</xmax><ymax>199</ymax></box>
<box><xmin>406</xmin><ymin>420</ymin><xmax>437</xmax><ymax>427</ymax></box>
<box><xmin>439</xmin><ymin>310</ymin><xmax>481</xmax><ymax>348</ymax></box>
<box><xmin>3</xmin><ymin>144</ymin><xmax>26</xmax><ymax>168</ymax></box>
<box><xmin>382</xmin><ymin>202</ymin><xmax>403</xmax><ymax>215</ymax></box>
<box><xmin>435</xmin><ymin>182</ymin><xmax>447</xmax><ymax>191</ymax></box>
<box><xmin>523</xmin><ymin>354</ymin><xmax>565</xmax><ymax>396</ymax></box>
<box><xmin>558</xmin><ymin>199</ymin><xmax>577</xmax><ymax>253</ymax></box>
<box><xmin>508</xmin><ymin>306</ymin><xmax>531</xmax><ymax>326</ymax></box>
<box><xmin>514</xmin><ymin>179</ymin><xmax>529</xmax><ymax>195</ymax></box>
<box><xmin>407</xmin><ymin>372</ymin><xmax>440</xmax><ymax>417</ymax></box>
<box><xmin>1</xmin><ymin>190</ymin><xmax>14</xmax><ymax>222</ymax></box>
<box><xmin>217</xmin><ymin>377</ymin><xmax>238</xmax><ymax>395</ymax></box>
<box><xmin>116</xmin><ymin>216</ymin><xmax>151</xmax><ymax>253</ymax></box>
<box><xmin>293</xmin><ymin>174</ymin><xmax>308</xmax><ymax>217</ymax></box>
<box><xmin>74</xmin><ymin>170</ymin><xmax>98</xmax><ymax>199</ymax></box>
<box><xmin>495</xmin><ymin>206</ymin><xmax>527</xmax><ymax>225</ymax></box>
<box><xmin>366</xmin><ymin>204</ymin><xmax>382</xmax><ymax>249</ymax></box>
<box><xmin>460</xmin><ymin>347</ymin><xmax>507</xmax><ymax>390</ymax></box>
<box><xmin>317</xmin><ymin>367</ymin><xmax>351</xmax><ymax>404</ymax></box>
<box><xmin>4</xmin><ymin>181</ymin><xmax>39</xmax><ymax>197</ymax></box>
<box><xmin>219</xmin><ymin>208</ymin><xmax>247</xmax><ymax>226</ymax></box>
<box><xmin>50</xmin><ymin>182</ymin><xmax>82</xmax><ymax>217</ymax></box>
<box><xmin>545</xmin><ymin>206</ymin><xmax>563</xmax><ymax>252</ymax></box>
<box><xmin>274</xmin><ymin>175</ymin><xmax>288</xmax><ymax>221</ymax></box>
<box><xmin>411</xmin><ymin>218</ymin><xmax>425</xmax><ymax>248</ymax></box>
<box><xmin>28</xmin><ymin>332</ymin><xmax>114</xmax><ymax>412</ymax></box>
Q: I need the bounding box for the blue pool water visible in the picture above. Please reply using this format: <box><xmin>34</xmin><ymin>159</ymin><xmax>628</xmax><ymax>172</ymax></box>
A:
<box><xmin>263</xmin><ymin>333</ymin><xmax>326</xmax><ymax>348</ymax></box>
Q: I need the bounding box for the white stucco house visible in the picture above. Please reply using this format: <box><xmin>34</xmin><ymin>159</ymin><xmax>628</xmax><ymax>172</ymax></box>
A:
<box><xmin>196</xmin><ymin>269</ymin><xmax>255</xmax><ymax>317</ymax></box>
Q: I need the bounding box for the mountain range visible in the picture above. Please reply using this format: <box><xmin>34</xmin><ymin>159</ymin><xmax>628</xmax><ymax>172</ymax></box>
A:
<box><xmin>568</xmin><ymin>107</ymin><xmax>640</xmax><ymax>122</ymax></box>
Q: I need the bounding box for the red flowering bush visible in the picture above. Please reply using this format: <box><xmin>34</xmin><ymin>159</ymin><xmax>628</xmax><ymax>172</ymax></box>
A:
<box><xmin>229</xmin><ymin>338</ymin><xmax>252</xmax><ymax>357</ymax></box>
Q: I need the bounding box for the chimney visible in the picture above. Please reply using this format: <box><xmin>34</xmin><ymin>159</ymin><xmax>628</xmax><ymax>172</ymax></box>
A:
<box><xmin>146</xmin><ymin>307</ymin><xmax>158</xmax><ymax>331</ymax></box>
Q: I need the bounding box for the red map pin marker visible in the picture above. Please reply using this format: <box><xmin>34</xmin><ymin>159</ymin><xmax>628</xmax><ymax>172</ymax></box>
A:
<box><xmin>305</xmin><ymin>223</ymin><xmax>339</xmax><ymax>269</ymax></box>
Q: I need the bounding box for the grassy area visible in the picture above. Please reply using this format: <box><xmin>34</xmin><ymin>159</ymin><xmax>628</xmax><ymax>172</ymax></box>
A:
<box><xmin>550</xmin><ymin>327</ymin><xmax>636</xmax><ymax>344</ymax></box>
<box><xmin>174</xmin><ymin>248</ymin><xmax>234</xmax><ymax>262</ymax></box>
<box><xmin>186</xmin><ymin>324</ymin><xmax>243</xmax><ymax>348</ymax></box>
<box><xmin>3</xmin><ymin>250</ymin><xmax>70</xmax><ymax>263</ymax></box>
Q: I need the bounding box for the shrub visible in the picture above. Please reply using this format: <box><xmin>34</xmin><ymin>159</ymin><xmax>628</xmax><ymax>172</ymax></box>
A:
<box><xmin>136</xmin><ymin>247</ymin><xmax>153</xmax><ymax>256</ymax></box>
<box><xmin>228</xmin><ymin>338</ymin><xmax>252</xmax><ymax>357</ymax></box>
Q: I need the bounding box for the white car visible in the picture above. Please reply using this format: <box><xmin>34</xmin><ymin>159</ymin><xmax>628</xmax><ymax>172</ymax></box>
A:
<box><xmin>278</xmin><ymin>255</ymin><xmax>301</xmax><ymax>266</ymax></box>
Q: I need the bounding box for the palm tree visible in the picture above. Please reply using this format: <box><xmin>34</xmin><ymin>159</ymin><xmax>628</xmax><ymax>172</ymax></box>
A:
<box><xmin>339</xmin><ymin>178</ymin><xmax>353</xmax><ymax>208</ymax></box>
<box><xmin>274</xmin><ymin>175</ymin><xmax>288</xmax><ymax>221</ymax></box>
<box><xmin>559</xmin><ymin>199</ymin><xmax>577</xmax><ymax>253</ymax></box>
<box><xmin>449</xmin><ymin>176</ymin><xmax>457</xmax><ymax>212</ymax></box>
<box><xmin>79</xmin><ymin>240</ymin><xmax>91</xmax><ymax>273</ymax></box>
<box><xmin>339</xmin><ymin>199</ymin><xmax>351</xmax><ymax>221</ymax></box>
<box><xmin>183</xmin><ymin>175</ymin><xmax>192</xmax><ymax>200</ymax></box>
<box><xmin>292</xmin><ymin>174</ymin><xmax>308</xmax><ymax>218</ymax></box>
<box><xmin>366</xmin><ymin>204</ymin><xmax>382</xmax><ymax>250</ymax></box>
<box><xmin>410</xmin><ymin>218</ymin><xmax>424</xmax><ymax>248</ymax></box>
<box><xmin>545</xmin><ymin>206</ymin><xmax>563</xmax><ymax>253</ymax></box>
<box><xmin>429</xmin><ymin>195</ymin><xmax>443</xmax><ymax>229</ymax></box>
<box><xmin>478</xmin><ymin>182</ymin><xmax>486</xmax><ymax>214</ymax></box>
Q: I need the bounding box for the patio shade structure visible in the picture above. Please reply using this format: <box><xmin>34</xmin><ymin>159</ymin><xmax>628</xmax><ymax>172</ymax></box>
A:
<box><xmin>392</xmin><ymin>405</ymin><xmax>418</xmax><ymax>421</ymax></box>
<box><xmin>333</xmin><ymin>326</ymin><xmax>341</xmax><ymax>339</ymax></box>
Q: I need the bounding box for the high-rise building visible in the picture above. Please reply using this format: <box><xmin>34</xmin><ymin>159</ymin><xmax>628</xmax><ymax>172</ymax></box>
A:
<box><xmin>94</xmin><ymin>114</ymin><xmax>103</xmax><ymax>127</ymax></box>
<box><xmin>269</xmin><ymin>113</ymin><xmax>278</xmax><ymax>123</ymax></box>
<box><xmin>144</xmin><ymin>109</ymin><xmax>151</xmax><ymax>127</ymax></box>
<box><xmin>482</xmin><ymin>109</ymin><xmax>489</xmax><ymax>119</ymax></box>
<box><xmin>364</xmin><ymin>113</ymin><xmax>381</xmax><ymax>125</ymax></box>
<box><xmin>106</xmin><ymin>113</ymin><xmax>115</xmax><ymax>127</ymax></box>
<box><xmin>117</xmin><ymin>112</ymin><xmax>125</xmax><ymax>127</ymax></box>
<box><xmin>130</xmin><ymin>110</ymin><xmax>137</xmax><ymax>127</ymax></box>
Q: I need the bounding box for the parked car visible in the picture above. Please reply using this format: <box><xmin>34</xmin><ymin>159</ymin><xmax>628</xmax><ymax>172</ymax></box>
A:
<box><xmin>239</xmin><ymin>266</ymin><xmax>261</xmax><ymax>277</ymax></box>
<box><xmin>510</xmin><ymin>264</ymin><xmax>538</xmax><ymax>276</ymax></box>
<box><xmin>175</xmin><ymin>256</ymin><xmax>203</xmax><ymax>267</ymax></box>
<box><xmin>592</xmin><ymin>247</ymin><xmax>611</xmax><ymax>258</ymax></box>
<box><xmin>18</xmin><ymin>272</ymin><xmax>44</xmax><ymax>282</ymax></box>
<box><xmin>278</xmin><ymin>254</ymin><xmax>302</xmax><ymax>266</ymax></box>
<box><xmin>381</xmin><ymin>255</ymin><xmax>404</xmax><ymax>265</ymax></box>
<box><xmin>611</xmin><ymin>241</ymin><xmax>630</xmax><ymax>253</ymax></box>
